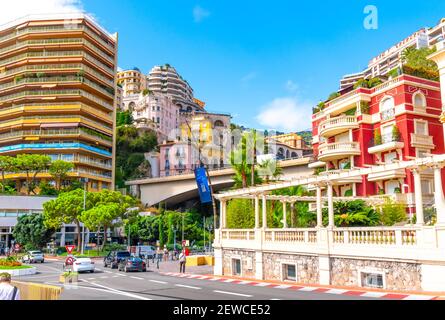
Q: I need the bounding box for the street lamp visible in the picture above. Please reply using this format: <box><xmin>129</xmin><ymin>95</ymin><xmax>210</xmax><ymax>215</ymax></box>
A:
<box><xmin>80</xmin><ymin>177</ymin><xmax>89</xmax><ymax>255</ymax></box>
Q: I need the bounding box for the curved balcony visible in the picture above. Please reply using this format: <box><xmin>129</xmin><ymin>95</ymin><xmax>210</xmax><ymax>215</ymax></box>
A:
<box><xmin>318</xmin><ymin>115</ymin><xmax>359</xmax><ymax>138</ymax></box>
<box><xmin>318</xmin><ymin>142</ymin><xmax>361</xmax><ymax>162</ymax></box>
<box><xmin>368</xmin><ymin>134</ymin><xmax>404</xmax><ymax>154</ymax></box>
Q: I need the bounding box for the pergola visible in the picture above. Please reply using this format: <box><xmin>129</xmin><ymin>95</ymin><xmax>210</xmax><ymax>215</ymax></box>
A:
<box><xmin>214</xmin><ymin>154</ymin><xmax>445</xmax><ymax>229</ymax></box>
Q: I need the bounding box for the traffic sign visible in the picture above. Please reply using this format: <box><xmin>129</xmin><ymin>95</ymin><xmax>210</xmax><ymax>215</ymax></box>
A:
<box><xmin>65</xmin><ymin>245</ymin><xmax>76</xmax><ymax>254</ymax></box>
<box><xmin>65</xmin><ymin>257</ymin><xmax>75</xmax><ymax>265</ymax></box>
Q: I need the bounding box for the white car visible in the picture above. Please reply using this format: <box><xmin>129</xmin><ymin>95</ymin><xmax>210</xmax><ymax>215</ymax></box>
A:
<box><xmin>22</xmin><ymin>251</ymin><xmax>45</xmax><ymax>263</ymax></box>
<box><xmin>72</xmin><ymin>257</ymin><xmax>95</xmax><ymax>273</ymax></box>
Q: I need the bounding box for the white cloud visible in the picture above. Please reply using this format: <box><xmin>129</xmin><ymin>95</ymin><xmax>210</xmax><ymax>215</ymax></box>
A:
<box><xmin>0</xmin><ymin>0</ymin><xmax>84</xmax><ymax>25</ymax></box>
<box><xmin>193</xmin><ymin>5</ymin><xmax>210</xmax><ymax>23</ymax></box>
<box><xmin>285</xmin><ymin>80</ymin><xmax>298</xmax><ymax>93</ymax></box>
<box><xmin>256</xmin><ymin>97</ymin><xmax>313</xmax><ymax>132</ymax></box>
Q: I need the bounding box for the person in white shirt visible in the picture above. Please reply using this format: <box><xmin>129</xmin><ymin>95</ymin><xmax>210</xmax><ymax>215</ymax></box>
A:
<box><xmin>0</xmin><ymin>273</ymin><xmax>20</xmax><ymax>300</ymax></box>
<box><xmin>179</xmin><ymin>250</ymin><xmax>186</xmax><ymax>273</ymax></box>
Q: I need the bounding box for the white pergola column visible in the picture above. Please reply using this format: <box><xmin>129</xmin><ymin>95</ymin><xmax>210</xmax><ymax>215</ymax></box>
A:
<box><xmin>327</xmin><ymin>183</ymin><xmax>335</xmax><ymax>228</ymax></box>
<box><xmin>219</xmin><ymin>200</ymin><xmax>227</xmax><ymax>229</ymax></box>
<box><xmin>262</xmin><ymin>194</ymin><xmax>267</xmax><ymax>229</ymax></box>
<box><xmin>316</xmin><ymin>185</ymin><xmax>323</xmax><ymax>227</ymax></box>
<box><xmin>412</xmin><ymin>169</ymin><xmax>425</xmax><ymax>226</ymax></box>
<box><xmin>254</xmin><ymin>196</ymin><xmax>260</xmax><ymax>229</ymax></box>
<box><xmin>433</xmin><ymin>165</ymin><xmax>445</xmax><ymax>225</ymax></box>
<box><xmin>282</xmin><ymin>201</ymin><xmax>288</xmax><ymax>229</ymax></box>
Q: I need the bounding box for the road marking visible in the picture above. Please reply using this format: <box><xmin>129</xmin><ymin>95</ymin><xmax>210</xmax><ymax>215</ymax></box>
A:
<box><xmin>274</xmin><ymin>285</ymin><xmax>292</xmax><ymax>289</ymax></box>
<box><xmin>175</xmin><ymin>284</ymin><xmax>202</xmax><ymax>290</ymax></box>
<box><xmin>104</xmin><ymin>271</ymin><xmax>113</xmax><ymax>274</ymax></box>
<box><xmin>325</xmin><ymin>289</ymin><xmax>349</xmax><ymax>295</ymax></box>
<box><xmin>403</xmin><ymin>295</ymin><xmax>435</xmax><ymax>300</ymax></box>
<box><xmin>149</xmin><ymin>280</ymin><xmax>168</xmax><ymax>284</ymax></box>
<box><xmin>298</xmin><ymin>287</ymin><xmax>318</xmax><ymax>292</ymax></box>
<box><xmin>112</xmin><ymin>276</ymin><xmax>119</xmax><ymax>278</ymax></box>
<box><xmin>223</xmin><ymin>279</ymin><xmax>236</xmax><ymax>283</ymax></box>
<box><xmin>100</xmin><ymin>276</ymin><xmax>108</xmax><ymax>279</ymax></box>
<box><xmin>254</xmin><ymin>283</ymin><xmax>270</xmax><ymax>287</ymax></box>
<box><xmin>130</xmin><ymin>276</ymin><xmax>144</xmax><ymax>280</ymax></box>
<box><xmin>87</xmin><ymin>278</ymin><xmax>96</xmax><ymax>280</ymax></box>
<box><xmin>209</xmin><ymin>277</ymin><xmax>221</xmax><ymax>281</ymax></box>
<box><xmin>360</xmin><ymin>292</ymin><xmax>387</xmax><ymax>298</ymax></box>
<box><xmin>82</xmin><ymin>280</ymin><xmax>152</xmax><ymax>300</ymax></box>
<box><xmin>213</xmin><ymin>290</ymin><xmax>253</xmax><ymax>298</ymax></box>
<box><xmin>270</xmin><ymin>298</ymin><xmax>281</xmax><ymax>300</ymax></box>
<box><xmin>115</xmin><ymin>273</ymin><xmax>126</xmax><ymax>277</ymax></box>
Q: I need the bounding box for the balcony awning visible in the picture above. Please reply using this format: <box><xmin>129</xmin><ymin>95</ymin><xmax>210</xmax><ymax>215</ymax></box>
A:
<box><xmin>40</xmin><ymin>123</ymin><xmax>79</xmax><ymax>128</ymax></box>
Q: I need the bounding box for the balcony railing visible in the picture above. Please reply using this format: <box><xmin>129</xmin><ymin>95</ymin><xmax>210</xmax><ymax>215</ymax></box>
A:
<box><xmin>318</xmin><ymin>142</ymin><xmax>360</xmax><ymax>160</ymax></box>
<box><xmin>318</xmin><ymin>115</ymin><xmax>358</xmax><ymax>137</ymax></box>
<box><xmin>410</xmin><ymin>133</ymin><xmax>434</xmax><ymax>148</ymax></box>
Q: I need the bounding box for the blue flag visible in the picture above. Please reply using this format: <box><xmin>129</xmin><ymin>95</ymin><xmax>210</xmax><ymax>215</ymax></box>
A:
<box><xmin>194</xmin><ymin>167</ymin><xmax>212</xmax><ymax>204</ymax></box>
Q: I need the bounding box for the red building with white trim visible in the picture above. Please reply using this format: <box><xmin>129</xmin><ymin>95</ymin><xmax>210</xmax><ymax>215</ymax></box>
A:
<box><xmin>311</xmin><ymin>74</ymin><xmax>445</xmax><ymax>206</ymax></box>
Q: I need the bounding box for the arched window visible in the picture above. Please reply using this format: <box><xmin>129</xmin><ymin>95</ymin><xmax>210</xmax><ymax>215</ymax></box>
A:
<box><xmin>380</xmin><ymin>96</ymin><xmax>395</xmax><ymax>120</ymax></box>
<box><xmin>291</xmin><ymin>152</ymin><xmax>298</xmax><ymax>158</ymax></box>
<box><xmin>128</xmin><ymin>102</ymin><xmax>136</xmax><ymax>112</ymax></box>
<box><xmin>214</xmin><ymin>120</ymin><xmax>224</xmax><ymax>127</ymax></box>
<box><xmin>413</xmin><ymin>92</ymin><xmax>426</xmax><ymax>108</ymax></box>
<box><xmin>277</xmin><ymin>148</ymin><xmax>285</xmax><ymax>160</ymax></box>
<box><xmin>286</xmin><ymin>150</ymin><xmax>290</xmax><ymax>159</ymax></box>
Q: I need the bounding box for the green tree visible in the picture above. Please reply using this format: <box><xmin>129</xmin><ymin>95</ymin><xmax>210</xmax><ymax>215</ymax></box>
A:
<box><xmin>226</xmin><ymin>199</ymin><xmax>255</xmax><ymax>229</ymax></box>
<box><xmin>0</xmin><ymin>156</ymin><xmax>16</xmax><ymax>193</ymax></box>
<box><xmin>49</xmin><ymin>160</ymin><xmax>74</xmax><ymax>191</ymax></box>
<box><xmin>322</xmin><ymin>200</ymin><xmax>380</xmax><ymax>227</ymax></box>
<box><xmin>116</xmin><ymin>110</ymin><xmax>134</xmax><ymax>126</ymax></box>
<box><xmin>16</xmin><ymin>154</ymin><xmax>51</xmax><ymax>195</ymax></box>
<box><xmin>43</xmin><ymin>189</ymin><xmax>88</xmax><ymax>249</ymax></box>
<box><xmin>13</xmin><ymin>213</ymin><xmax>54</xmax><ymax>250</ymax></box>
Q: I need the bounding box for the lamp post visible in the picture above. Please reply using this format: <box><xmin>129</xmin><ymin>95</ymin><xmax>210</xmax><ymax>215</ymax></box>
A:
<box><xmin>81</xmin><ymin>177</ymin><xmax>89</xmax><ymax>255</ymax></box>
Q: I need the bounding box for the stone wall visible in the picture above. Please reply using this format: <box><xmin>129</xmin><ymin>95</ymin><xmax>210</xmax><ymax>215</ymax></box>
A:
<box><xmin>330</xmin><ymin>257</ymin><xmax>422</xmax><ymax>291</ymax></box>
<box><xmin>262</xmin><ymin>252</ymin><xmax>319</xmax><ymax>284</ymax></box>
<box><xmin>222</xmin><ymin>249</ymin><xmax>256</xmax><ymax>278</ymax></box>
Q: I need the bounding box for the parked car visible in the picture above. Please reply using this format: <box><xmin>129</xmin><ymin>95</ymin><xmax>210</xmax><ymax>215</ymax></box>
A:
<box><xmin>72</xmin><ymin>257</ymin><xmax>95</xmax><ymax>273</ymax></box>
<box><xmin>118</xmin><ymin>257</ymin><xmax>146</xmax><ymax>273</ymax></box>
<box><xmin>103</xmin><ymin>251</ymin><xmax>131</xmax><ymax>269</ymax></box>
<box><xmin>22</xmin><ymin>251</ymin><xmax>44</xmax><ymax>263</ymax></box>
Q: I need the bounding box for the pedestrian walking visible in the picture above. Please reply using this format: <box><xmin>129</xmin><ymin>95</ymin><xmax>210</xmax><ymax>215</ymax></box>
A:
<box><xmin>179</xmin><ymin>250</ymin><xmax>186</xmax><ymax>273</ymax></box>
<box><xmin>0</xmin><ymin>273</ymin><xmax>20</xmax><ymax>300</ymax></box>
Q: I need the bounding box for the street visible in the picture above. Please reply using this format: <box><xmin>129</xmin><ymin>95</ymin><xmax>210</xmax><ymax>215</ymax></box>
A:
<box><xmin>14</xmin><ymin>260</ymin><xmax>381</xmax><ymax>300</ymax></box>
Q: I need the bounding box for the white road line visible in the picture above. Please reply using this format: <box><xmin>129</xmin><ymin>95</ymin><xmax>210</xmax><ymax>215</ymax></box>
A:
<box><xmin>360</xmin><ymin>292</ymin><xmax>387</xmax><ymax>298</ymax></box>
<box><xmin>115</xmin><ymin>273</ymin><xmax>126</xmax><ymax>277</ymax></box>
<box><xmin>274</xmin><ymin>285</ymin><xmax>292</xmax><ymax>289</ymax></box>
<box><xmin>209</xmin><ymin>277</ymin><xmax>221</xmax><ymax>281</ymax></box>
<box><xmin>130</xmin><ymin>276</ymin><xmax>143</xmax><ymax>280</ymax></box>
<box><xmin>325</xmin><ymin>289</ymin><xmax>348</xmax><ymax>295</ymax></box>
<box><xmin>87</xmin><ymin>278</ymin><xmax>96</xmax><ymax>280</ymax></box>
<box><xmin>403</xmin><ymin>295</ymin><xmax>435</xmax><ymax>300</ymax></box>
<box><xmin>104</xmin><ymin>271</ymin><xmax>113</xmax><ymax>274</ymax></box>
<box><xmin>188</xmin><ymin>275</ymin><xmax>201</xmax><ymax>278</ymax></box>
<box><xmin>213</xmin><ymin>290</ymin><xmax>253</xmax><ymax>298</ymax></box>
<box><xmin>83</xmin><ymin>280</ymin><xmax>152</xmax><ymax>300</ymax></box>
<box><xmin>270</xmin><ymin>298</ymin><xmax>281</xmax><ymax>300</ymax></box>
<box><xmin>175</xmin><ymin>284</ymin><xmax>202</xmax><ymax>290</ymax></box>
<box><xmin>100</xmin><ymin>276</ymin><xmax>108</xmax><ymax>279</ymax></box>
<box><xmin>149</xmin><ymin>280</ymin><xmax>168</xmax><ymax>284</ymax></box>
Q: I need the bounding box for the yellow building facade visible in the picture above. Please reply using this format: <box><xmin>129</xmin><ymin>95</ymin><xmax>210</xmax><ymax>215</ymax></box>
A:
<box><xmin>0</xmin><ymin>14</ymin><xmax>117</xmax><ymax>192</ymax></box>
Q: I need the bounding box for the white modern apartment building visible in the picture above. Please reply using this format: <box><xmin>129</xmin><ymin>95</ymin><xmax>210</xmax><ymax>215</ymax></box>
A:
<box><xmin>340</xmin><ymin>17</ymin><xmax>445</xmax><ymax>89</ymax></box>
<box><xmin>147</xmin><ymin>64</ymin><xmax>194</xmax><ymax>102</ymax></box>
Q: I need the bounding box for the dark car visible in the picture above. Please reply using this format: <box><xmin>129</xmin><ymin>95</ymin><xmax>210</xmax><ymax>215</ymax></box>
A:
<box><xmin>118</xmin><ymin>257</ymin><xmax>147</xmax><ymax>273</ymax></box>
<box><xmin>104</xmin><ymin>251</ymin><xmax>131</xmax><ymax>269</ymax></box>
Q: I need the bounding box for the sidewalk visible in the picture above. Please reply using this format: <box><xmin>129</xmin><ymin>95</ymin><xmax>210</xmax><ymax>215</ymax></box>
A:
<box><xmin>146</xmin><ymin>259</ymin><xmax>213</xmax><ymax>275</ymax></box>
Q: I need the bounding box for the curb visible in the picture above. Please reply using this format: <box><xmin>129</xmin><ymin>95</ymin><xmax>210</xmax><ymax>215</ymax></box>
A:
<box><xmin>160</xmin><ymin>272</ymin><xmax>443</xmax><ymax>300</ymax></box>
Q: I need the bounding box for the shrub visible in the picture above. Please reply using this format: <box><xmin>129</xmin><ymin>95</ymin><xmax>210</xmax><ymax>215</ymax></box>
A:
<box><xmin>0</xmin><ymin>257</ymin><xmax>22</xmax><ymax>267</ymax></box>
<box><xmin>360</xmin><ymin>101</ymin><xmax>370</xmax><ymax>114</ymax></box>
<box><xmin>392</xmin><ymin>125</ymin><xmax>401</xmax><ymax>142</ymax></box>
<box><xmin>374</xmin><ymin>129</ymin><xmax>382</xmax><ymax>145</ymax></box>
<box><xmin>378</xmin><ymin>197</ymin><xmax>407</xmax><ymax>226</ymax></box>
<box><xmin>344</xmin><ymin>189</ymin><xmax>353</xmax><ymax>197</ymax></box>
<box><xmin>226</xmin><ymin>199</ymin><xmax>255</xmax><ymax>229</ymax></box>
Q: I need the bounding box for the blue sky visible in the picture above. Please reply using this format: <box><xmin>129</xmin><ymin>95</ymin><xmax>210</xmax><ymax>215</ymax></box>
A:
<box><xmin>5</xmin><ymin>0</ymin><xmax>445</xmax><ymax>132</ymax></box>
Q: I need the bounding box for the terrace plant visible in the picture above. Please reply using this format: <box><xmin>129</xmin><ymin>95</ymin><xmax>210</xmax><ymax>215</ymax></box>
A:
<box><xmin>360</xmin><ymin>101</ymin><xmax>370</xmax><ymax>114</ymax></box>
<box><xmin>374</xmin><ymin>129</ymin><xmax>382</xmax><ymax>146</ymax></box>
<box><xmin>392</xmin><ymin>125</ymin><xmax>401</xmax><ymax>142</ymax></box>
<box><xmin>322</xmin><ymin>200</ymin><xmax>380</xmax><ymax>227</ymax></box>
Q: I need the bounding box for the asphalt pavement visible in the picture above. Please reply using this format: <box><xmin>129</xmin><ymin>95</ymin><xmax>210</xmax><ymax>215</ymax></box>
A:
<box><xmin>14</xmin><ymin>260</ymin><xmax>378</xmax><ymax>300</ymax></box>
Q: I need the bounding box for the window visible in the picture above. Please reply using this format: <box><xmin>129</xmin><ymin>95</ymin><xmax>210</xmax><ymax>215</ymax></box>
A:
<box><xmin>386</xmin><ymin>180</ymin><xmax>400</xmax><ymax>195</ymax></box>
<box><xmin>421</xmin><ymin>179</ymin><xmax>433</xmax><ymax>194</ymax></box>
<box><xmin>65</xmin><ymin>227</ymin><xmax>76</xmax><ymax>233</ymax></box>
<box><xmin>417</xmin><ymin>149</ymin><xmax>430</xmax><ymax>158</ymax></box>
<box><xmin>61</xmin><ymin>154</ymin><xmax>74</xmax><ymax>161</ymax></box>
<box><xmin>232</xmin><ymin>258</ymin><xmax>241</xmax><ymax>276</ymax></box>
<box><xmin>413</xmin><ymin>92</ymin><xmax>426</xmax><ymax>108</ymax></box>
<box><xmin>380</xmin><ymin>97</ymin><xmax>395</xmax><ymax>120</ymax></box>
<box><xmin>282</xmin><ymin>264</ymin><xmax>297</xmax><ymax>281</ymax></box>
<box><xmin>360</xmin><ymin>272</ymin><xmax>384</xmax><ymax>289</ymax></box>
<box><xmin>91</xmin><ymin>181</ymin><xmax>98</xmax><ymax>189</ymax></box>
<box><xmin>415</xmin><ymin>120</ymin><xmax>428</xmax><ymax>136</ymax></box>
<box><xmin>384</xmin><ymin>152</ymin><xmax>397</xmax><ymax>164</ymax></box>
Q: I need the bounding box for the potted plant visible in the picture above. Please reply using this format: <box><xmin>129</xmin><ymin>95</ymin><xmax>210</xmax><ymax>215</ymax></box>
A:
<box><xmin>59</xmin><ymin>271</ymin><xmax>78</xmax><ymax>284</ymax></box>
<box><xmin>374</xmin><ymin>129</ymin><xmax>382</xmax><ymax>146</ymax></box>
